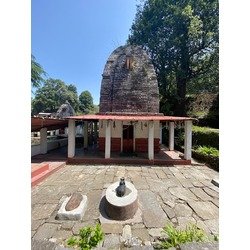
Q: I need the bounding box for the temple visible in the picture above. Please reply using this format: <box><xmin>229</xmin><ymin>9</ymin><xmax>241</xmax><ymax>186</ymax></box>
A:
<box><xmin>66</xmin><ymin>45</ymin><xmax>194</xmax><ymax>165</ymax></box>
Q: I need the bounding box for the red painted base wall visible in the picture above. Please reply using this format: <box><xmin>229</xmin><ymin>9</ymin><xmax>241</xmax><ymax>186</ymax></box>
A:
<box><xmin>98</xmin><ymin>137</ymin><xmax>160</xmax><ymax>153</ymax></box>
<box><xmin>135</xmin><ymin>138</ymin><xmax>160</xmax><ymax>153</ymax></box>
<box><xmin>98</xmin><ymin>137</ymin><xmax>121</xmax><ymax>152</ymax></box>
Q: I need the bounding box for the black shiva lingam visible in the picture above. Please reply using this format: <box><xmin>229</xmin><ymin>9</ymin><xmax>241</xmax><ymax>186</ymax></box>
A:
<box><xmin>116</xmin><ymin>177</ymin><xmax>126</xmax><ymax>197</ymax></box>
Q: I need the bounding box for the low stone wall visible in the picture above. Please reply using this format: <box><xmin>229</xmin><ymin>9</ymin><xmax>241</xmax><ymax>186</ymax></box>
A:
<box><xmin>31</xmin><ymin>138</ymin><xmax>68</xmax><ymax>156</ymax></box>
<box><xmin>31</xmin><ymin>144</ymin><xmax>40</xmax><ymax>156</ymax></box>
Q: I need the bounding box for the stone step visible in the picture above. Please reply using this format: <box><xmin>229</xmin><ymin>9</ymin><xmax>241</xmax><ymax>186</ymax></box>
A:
<box><xmin>31</xmin><ymin>162</ymin><xmax>66</xmax><ymax>187</ymax></box>
<box><xmin>31</xmin><ymin>163</ymin><xmax>49</xmax><ymax>178</ymax></box>
<box><xmin>31</xmin><ymin>170</ymin><xmax>50</xmax><ymax>187</ymax></box>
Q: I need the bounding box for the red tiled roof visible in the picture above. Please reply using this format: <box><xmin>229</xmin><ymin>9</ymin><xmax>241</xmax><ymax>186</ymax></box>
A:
<box><xmin>31</xmin><ymin>117</ymin><xmax>68</xmax><ymax>132</ymax></box>
<box><xmin>67</xmin><ymin>114</ymin><xmax>194</xmax><ymax>121</ymax></box>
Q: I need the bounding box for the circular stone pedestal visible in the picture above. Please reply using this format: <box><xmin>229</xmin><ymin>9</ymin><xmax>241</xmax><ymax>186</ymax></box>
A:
<box><xmin>105</xmin><ymin>181</ymin><xmax>138</xmax><ymax>220</ymax></box>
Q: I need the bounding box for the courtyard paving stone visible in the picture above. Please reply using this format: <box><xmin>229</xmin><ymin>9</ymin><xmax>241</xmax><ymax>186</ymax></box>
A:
<box><xmin>190</xmin><ymin>187</ymin><xmax>213</xmax><ymax>201</ymax></box>
<box><xmin>148</xmin><ymin>228</ymin><xmax>164</xmax><ymax>238</ymax></box>
<box><xmin>178</xmin><ymin>178</ymin><xmax>194</xmax><ymax>188</ymax></box>
<box><xmin>33</xmin><ymin>223</ymin><xmax>59</xmax><ymax>241</ymax></box>
<box><xmin>176</xmin><ymin>217</ymin><xmax>197</xmax><ymax>229</ymax></box>
<box><xmin>162</xmin><ymin>204</ymin><xmax>176</xmax><ymax>219</ymax></box>
<box><xmin>139</xmin><ymin>190</ymin><xmax>169</xmax><ymax>228</ymax></box>
<box><xmin>132</xmin><ymin>228</ymin><xmax>151</xmax><ymax>242</ymax></box>
<box><xmin>32</xmin><ymin>204</ymin><xmax>58</xmax><ymax>221</ymax></box>
<box><xmin>83</xmin><ymin>190</ymin><xmax>103</xmax><ymax>221</ymax></box>
<box><xmin>187</xmin><ymin>201</ymin><xmax>219</xmax><ymax>220</ymax></box>
<box><xmin>103</xmin><ymin>234</ymin><xmax>121</xmax><ymax>248</ymax></box>
<box><xmin>191</xmin><ymin>180</ymin><xmax>205</xmax><ymax>187</ymax></box>
<box><xmin>196</xmin><ymin>220</ymin><xmax>212</xmax><ymax>234</ymax></box>
<box><xmin>203</xmin><ymin>187</ymin><xmax>219</xmax><ymax>199</ymax></box>
<box><xmin>203</xmin><ymin>219</ymin><xmax>219</xmax><ymax>235</ymax></box>
<box><xmin>145</xmin><ymin>178</ymin><xmax>168</xmax><ymax>193</ymax></box>
<box><xmin>59</xmin><ymin>221</ymin><xmax>75</xmax><ymax>231</ymax></box>
<box><xmin>101</xmin><ymin>223</ymin><xmax>123</xmax><ymax>234</ymax></box>
<box><xmin>174</xmin><ymin>203</ymin><xmax>193</xmax><ymax>217</ymax></box>
<box><xmin>32</xmin><ymin>219</ymin><xmax>45</xmax><ymax>231</ymax></box>
<box><xmin>154</xmin><ymin>169</ymin><xmax>168</xmax><ymax>179</ymax></box>
<box><xmin>169</xmin><ymin>187</ymin><xmax>198</xmax><ymax>201</ymax></box>
<box><xmin>31</xmin><ymin>164</ymin><xmax>219</xmax><ymax>249</ymax></box>
<box><xmin>132</xmin><ymin>176</ymin><xmax>149</xmax><ymax>190</ymax></box>
<box><xmin>52</xmin><ymin>230</ymin><xmax>72</xmax><ymax>244</ymax></box>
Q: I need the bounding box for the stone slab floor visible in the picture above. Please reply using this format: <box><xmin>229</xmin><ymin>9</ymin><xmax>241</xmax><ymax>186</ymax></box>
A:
<box><xmin>31</xmin><ymin>164</ymin><xmax>219</xmax><ymax>249</ymax></box>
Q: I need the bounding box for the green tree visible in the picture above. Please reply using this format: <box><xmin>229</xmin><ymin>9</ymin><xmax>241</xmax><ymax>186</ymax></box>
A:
<box><xmin>68</xmin><ymin>84</ymin><xmax>78</xmax><ymax>94</ymax></box>
<box><xmin>128</xmin><ymin>0</ymin><xmax>218</xmax><ymax>115</ymax></box>
<box><xmin>31</xmin><ymin>54</ymin><xmax>47</xmax><ymax>88</ymax></box>
<box><xmin>32</xmin><ymin>78</ymin><xmax>79</xmax><ymax>115</ymax></box>
<box><xmin>79</xmin><ymin>90</ymin><xmax>94</xmax><ymax>114</ymax></box>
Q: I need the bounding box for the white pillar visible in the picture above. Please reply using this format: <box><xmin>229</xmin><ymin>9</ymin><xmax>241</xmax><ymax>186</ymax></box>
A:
<box><xmin>159</xmin><ymin>123</ymin><xmax>163</xmax><ymax>144</ymax></box>
<box><xmin>76</xmin><ymin>125</ymin><xmax>80</xmax><ymax>135</ymax></box>
<box><xmin>184</xmin><ymin>120</ymin><xmax>192</xmax><ymax>160</ymax></box>
<box><xmin>40</xmin><ymin>127</ymin><xmax>47</xmax><ymax>154</ymax></box>
<box><xmin>121</xmin><ymin>121</ymin><xmax>123</xmax><ymax>152</ymax></box>
<box><xmin>55</xmin><ymin>129</ymin><xmax>59</xmax><ymax>135</ymax></box>
<box><xmin>105</xmin><ymin>120</ymin><xmax>111</xmax><ymax>159</ymax></box>
<box><xmin>169</xmin><ymin>122</ymin><xmax>175</xmax><ymax>151</ymax></box>
<box><xmin>68</xmin><ymin>119</ymin><xmax>75</xmax><ymax>158</ymax></box>
<box><xmin>94</xmin><ymin>121</ymin><xmax>98</xmax><ymax>144</ymax></box>
<box><xmin>90</xmin><ymin>121</ymin><xmax>94</xmax><ymax>145</ymax></box>
<box><xmin>148</xmin><ymin>121</ymin><xmax>154</xmax><ymax>160</ymax></box>
<box><xmin>84</xmin><ymin>121</ymin><xmax>88</xmax><ymax>149</ymax></box>
<box><xmin>133</xmin><ymin>124</ymin><xmax>136</xmax><ymax>152</ymax></box>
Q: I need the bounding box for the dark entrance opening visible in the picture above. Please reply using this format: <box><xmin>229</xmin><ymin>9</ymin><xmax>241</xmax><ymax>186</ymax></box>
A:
<box><xmin>123</xmin><ymin>125</ymin><xmax>134</xmax><ymax>153</ymax></box>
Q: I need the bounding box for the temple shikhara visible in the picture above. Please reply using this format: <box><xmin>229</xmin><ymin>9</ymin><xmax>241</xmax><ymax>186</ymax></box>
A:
<box><xmin>66</xmin><ymin>45</ymin><xmax>194</xmax><ymax>164</ymax></box>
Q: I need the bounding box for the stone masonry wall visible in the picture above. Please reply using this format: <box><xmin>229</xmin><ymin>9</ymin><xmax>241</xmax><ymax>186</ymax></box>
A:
<box><xmin>99</xmin><ymin>45</ymin><xmax>159</xmax><ymax>114</ymax></box>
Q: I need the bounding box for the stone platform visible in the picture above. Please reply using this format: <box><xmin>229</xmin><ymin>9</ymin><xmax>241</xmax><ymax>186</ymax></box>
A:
<box><xmin>32</xmin><ymin>164</ymin><xmax>219</xmax><ymax>249</ymax></box>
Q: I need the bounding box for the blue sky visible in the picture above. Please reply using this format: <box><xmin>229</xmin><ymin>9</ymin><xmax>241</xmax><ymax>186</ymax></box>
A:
<box><xmin>32</xmin><ymin>0</ymin><xmax>138</xmax><ymax>104</ymax></box>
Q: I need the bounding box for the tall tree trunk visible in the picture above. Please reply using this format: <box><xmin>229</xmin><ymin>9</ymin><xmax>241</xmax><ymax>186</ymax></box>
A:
<box><xmin>176</xmin><ymin>75</ymin><xmax>187</xmax><ymax>116</ymax></box>
<box><xmin>176</xmin><ymin>31</ymin><xmax>189</xmax><ymax>117</ymax></box>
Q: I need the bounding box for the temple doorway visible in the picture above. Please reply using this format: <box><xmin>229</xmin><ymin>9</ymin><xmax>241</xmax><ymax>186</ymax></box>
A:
<box><xmin>122</xmin><ymin>125</ymin><xmax>134</xmax><ymax>153</ymax></box>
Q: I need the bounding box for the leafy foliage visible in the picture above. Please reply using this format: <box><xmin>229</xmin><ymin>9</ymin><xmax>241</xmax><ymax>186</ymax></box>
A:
<box><xmin>31</xmin><ymin>54</ymin><xmax>47</xmax><ymax>88</ymax></box>
<box><xmin>193</xmin><ymin>125</ymin><xmax>218</xmax><ymax>133</ymax></box>
<box><xmin>195</xmin><ymin>146</ymin><xmax>219</xmax><ymax>157</ymax></box>
<box><xmin>67</xmin><ymin>224</ymin><xmax>104</xmax><ymax>250</ymax></box>
<box><xmin>174</xmin><ymin>126</ymin><xmax>219</xmax><ymax>149</ymax></box>
<box><xmin>159</xmin><ymin>224</ymin><xmax>208</xmax><ymax>249</ymax></box>
<box><xmin>128</xmin><ymin>0</ymin><xmax>219</xmax><ymax>115</ymax></box>
<box><xmin>79</xmin><ymin>90</ymin><xmax>94</xmax><ymax>114</ymax></box>
<box><xmin>31</xmin><ymin>78</ymin><xmax>79</xmax><ymax>115</ymax></box>
<box><xmin>192</xmin><ymin>126</ymin><xmax>219</xmax><ymax>149</ymax></box>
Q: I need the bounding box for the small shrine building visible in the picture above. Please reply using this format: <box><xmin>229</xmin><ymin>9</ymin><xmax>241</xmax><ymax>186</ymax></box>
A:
<box><xmin>67</xmin><ymin>45</ymin><xmax>193</xmax><ymax>164</ymax></box>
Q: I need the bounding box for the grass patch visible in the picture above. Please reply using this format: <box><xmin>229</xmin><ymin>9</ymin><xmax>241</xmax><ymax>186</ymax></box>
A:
<box><xmin>67</xmin><ymin>224</ymin><xmax>104</xmax><ymax>250</ymax></box>
<box><xmin>193</xmin><ymin>126</ymin><xmax>219</xmax><ymax>133</ymax></box>
<box><xmin>158</xmin><ymin>224</ymin><xmax>218</xmax><ymax>249</ymax></box>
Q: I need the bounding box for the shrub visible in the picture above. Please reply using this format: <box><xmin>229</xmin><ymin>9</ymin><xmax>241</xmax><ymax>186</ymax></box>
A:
<box><xmin>67</xmin><ymin>224</ymin><xmax>104</xmax><ymax>250</ymax></box>
<box><xmin>159</xmin><ymin>224</ymin><xmax>208</xmax><ymax>249</ymax></box>
<box><xmin>173</xmin><ymin>126</ymin><xmax>219</xmax><ymax>150</ymax></box>
<box><xmin>192</xmin><ymin>126</ymin><xmax>219</xmax><ymax>149</ymax></box>
<box><xmin>192</xmin><ymin>147</ymin><xmax>219</xmax><ymax>171</ymax></box>
<box><xmin>195</xmin><ymin>146</ymin><xmax>219</xmax><ymax>157</ymax></box>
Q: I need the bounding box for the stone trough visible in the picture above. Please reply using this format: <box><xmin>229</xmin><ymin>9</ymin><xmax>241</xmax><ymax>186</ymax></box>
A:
<box><xmin>56</xmin><ymin>193</ymin><xmax>87</xmax><ymax>221</ymax></box>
